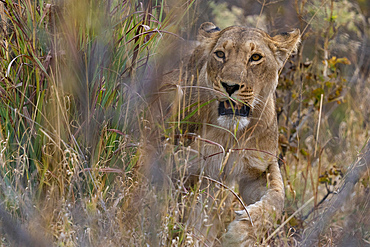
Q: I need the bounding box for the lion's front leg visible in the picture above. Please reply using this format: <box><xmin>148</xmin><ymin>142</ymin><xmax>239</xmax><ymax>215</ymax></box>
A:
<box><xmin>223</xmin><ymin>162</ymin><xmax>285</xmax><ymax>246</ymax></box>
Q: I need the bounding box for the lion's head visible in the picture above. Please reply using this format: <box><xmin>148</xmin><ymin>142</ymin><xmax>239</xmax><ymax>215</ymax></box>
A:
<box><xmin>186</xmin><ymin>22</ymin><xmax>300</xmax><ymax>132</ymax></box>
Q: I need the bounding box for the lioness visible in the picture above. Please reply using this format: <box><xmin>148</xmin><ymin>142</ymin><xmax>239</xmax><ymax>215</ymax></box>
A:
<box><xmin>156</xmin><ymin>22</ymin><xmax>300</xmax><ymax>246</ymax></box>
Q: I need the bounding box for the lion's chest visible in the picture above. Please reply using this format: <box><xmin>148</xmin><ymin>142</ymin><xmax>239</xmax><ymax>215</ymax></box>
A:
<box><xmin>190</xmin><ymin>139</ymin><xmax>270</xmax><ymax>181</ymax></box>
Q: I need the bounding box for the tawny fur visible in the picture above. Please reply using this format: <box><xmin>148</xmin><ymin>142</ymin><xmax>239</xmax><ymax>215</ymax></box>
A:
<box><xmin>157</xmin><ymin>22</ymin><xmax>300</xmax><ymax>246</ymax></box>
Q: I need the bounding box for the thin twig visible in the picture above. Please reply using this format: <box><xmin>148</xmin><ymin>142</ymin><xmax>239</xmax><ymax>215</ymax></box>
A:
<box><xmin>302</xmin><ymin>190</ymin><xmax>332</xmax><ymax>221</ymax></box>
<box><xmin>263</xmin><ymin>196</ymin><xmax>315</xmax><ymax>244</ymax></box>
<box><xmin>190</xmin><ymin>174</ymin><xmax>253</xmax><ymax>226</ymax></box>
<box><xmin>314</xmin><ymin>94</ymin><xmax>323</xmax><ymax>157</ymax></box>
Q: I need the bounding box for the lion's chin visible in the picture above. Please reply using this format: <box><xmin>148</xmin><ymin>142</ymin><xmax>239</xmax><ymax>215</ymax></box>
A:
<box><xmin>217</xmin><ymin>116</ymin><xmax>250</xmax><ymax>131</ymax></box>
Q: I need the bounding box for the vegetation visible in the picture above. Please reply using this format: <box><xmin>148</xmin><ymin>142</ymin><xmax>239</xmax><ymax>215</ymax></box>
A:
<box><xmin>0</xmin><ymin>0</ymin><xmax>369</xmax><ymax>246</ymax></box>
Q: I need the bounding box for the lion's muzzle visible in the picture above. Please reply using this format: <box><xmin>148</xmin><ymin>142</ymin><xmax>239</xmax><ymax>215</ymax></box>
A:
<box><xmin>218</xmin><ymin>101</ymin><xmax>250</xmax><ymax>117</ymax></box>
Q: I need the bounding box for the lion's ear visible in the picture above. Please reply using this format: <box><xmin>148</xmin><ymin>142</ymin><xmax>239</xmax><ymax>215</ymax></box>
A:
<box><xmin>270</xmin><ymin>29</ymin><xmax>301</xmax><ymax>68</ymax></box>
<box><xmin>197</xmin><ymin>22</ymin><xmax>221</xmax><ymax>42</ymax></box>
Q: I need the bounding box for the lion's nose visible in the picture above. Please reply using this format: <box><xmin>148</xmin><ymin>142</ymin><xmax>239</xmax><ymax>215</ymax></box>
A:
<box><xmin>221</xmin><ymin>82</ymin><xmax>240</xmax><ymax>96</ymax></box>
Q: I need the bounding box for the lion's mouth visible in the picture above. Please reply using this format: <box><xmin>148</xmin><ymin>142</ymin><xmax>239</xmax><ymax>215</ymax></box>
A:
<box><xmin>218</xmin><ymin>101</ymin><xmax>250</xmax><ymax>117</ymax></box>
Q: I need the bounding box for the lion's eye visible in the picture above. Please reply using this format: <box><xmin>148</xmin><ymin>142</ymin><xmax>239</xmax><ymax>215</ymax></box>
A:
<box><xmin>250</xmin><ymin>54</ymin><xmax>262</xmax><ymax>61</ymax></box>
<box><xmin>215</xmin><ymin>51</ymin><xmax>225</xmax><ymax>59</ymax></box>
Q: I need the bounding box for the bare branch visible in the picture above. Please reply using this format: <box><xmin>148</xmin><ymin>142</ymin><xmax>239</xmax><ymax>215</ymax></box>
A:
<box><xmin>301</xmin><ymin>139</ymin><xmax>370</xmax><ymax>246</ymax></box>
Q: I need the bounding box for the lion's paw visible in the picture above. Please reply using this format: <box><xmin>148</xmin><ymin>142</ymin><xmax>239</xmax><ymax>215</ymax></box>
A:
<box><xmin>222</xmin><ymin>207</ymin><xmax>259</xmax><ymax>247</ymax></box>
<box><xmin>223</xmin><ymin>219</ymin><xmax>256</xmax><ymax>247</ymax></box>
